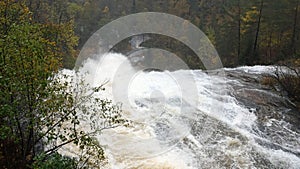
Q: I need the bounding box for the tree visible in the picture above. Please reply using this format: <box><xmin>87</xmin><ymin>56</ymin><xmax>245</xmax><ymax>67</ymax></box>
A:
<box><xmin>0</xmin><ymin>1</ymin><xmax>128</xmax><ymax>168</ymax></box>
<box><xmin>168</xmin><ymin>0</ymin><xmax>190</xmax><ymax>17</ymax></box>
<box><xmin>25</xmin><ymin>0</ymin><xmax>80</xmax><ymax>69</ymax></box>
<box><xmin>291</xmin><ymin>0</ymin><xmax>299</xmax><ymax>55</ymax></box>
<box><xmin>253</xmin><ymin>0</ymin><xmax>264</xmax><ymax>61</ymax></box>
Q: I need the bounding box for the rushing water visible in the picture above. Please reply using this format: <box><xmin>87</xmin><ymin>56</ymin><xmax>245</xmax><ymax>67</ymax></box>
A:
<box><xmin>61</xmin><ymin>53</ymin><xmax>300</xmax><ymax>169</ymax></box>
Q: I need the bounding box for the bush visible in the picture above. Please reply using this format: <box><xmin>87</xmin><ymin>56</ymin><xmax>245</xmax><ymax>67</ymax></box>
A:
<box><xmin>273</xmin><ymin>66</ymin><xmax>300</xmax><ymax>102</ymax></box>
<box><xmin>32</xmin><ymin>153</ymin><xmax>77</xmax><ymax>169</ymax></box>
<box><xmin>260</xmin><ymin>76</ymin><xmax>277</xmax><ymax>87</ymax></box>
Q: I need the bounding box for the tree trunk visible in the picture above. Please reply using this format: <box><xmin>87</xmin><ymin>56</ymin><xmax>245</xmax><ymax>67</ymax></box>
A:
<box><xmin>253</xmin><ymin>0</ymin><xmax>264</xmax><ymax>61</ymax></box>
<box><xmin>291</xmin><ymin>0</ymin><xmax>299</xmax><ymax>56</ymax></box>
<box><xmin>238</xmin><ymin>0</ymin><xmax>241</xmax><ymax>61</ymax></box>
<box><xmin>268</xmin><ymin>32</ymin><xmax>272</xmax><ymax>61</ymax></box>
<box><xmin>132</xmin><ymin>0</ymin><xmax>136</xmax><ymax>13</ymax></box>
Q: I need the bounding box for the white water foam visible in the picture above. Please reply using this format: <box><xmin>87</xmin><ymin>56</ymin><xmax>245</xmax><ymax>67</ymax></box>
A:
<box><xmin>58</xmin><ymin>53</ymin><xmax>300</xmax><ymax>168</ymax></box>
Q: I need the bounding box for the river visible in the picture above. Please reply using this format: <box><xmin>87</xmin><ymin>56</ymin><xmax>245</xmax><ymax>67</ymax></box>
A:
<box><xmin>61</xmin><ymin>53</ymin><xmax>300</xmax><ymax>169</ymax></box>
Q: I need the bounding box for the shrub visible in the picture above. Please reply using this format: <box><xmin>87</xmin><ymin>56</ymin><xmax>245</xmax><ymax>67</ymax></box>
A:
<box><xmin>32</xmin><ymin>153</ymin><xmax>77</xmax><ymax>169</ymax></box>
<box><xmin>273</xmin><ymin>66</ymin><xmax>300</xmax><ymax>102</ymax></box>
<box><xmin>260</xmin><ymin>76</ymin><xmax>277</xmax><ymax>87</ymax></box>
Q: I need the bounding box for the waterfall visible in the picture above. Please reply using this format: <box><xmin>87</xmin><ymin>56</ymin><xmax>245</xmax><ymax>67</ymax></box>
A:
<box><xmin>60</xmin><ymin>53</ymin><xmax>300</xmax><ymax>169</ymax></box>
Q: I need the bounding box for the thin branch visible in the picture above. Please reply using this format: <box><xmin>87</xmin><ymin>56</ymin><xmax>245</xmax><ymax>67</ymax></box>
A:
<box><xmin>34</xmin><ymin>81</ymin><xmax>109</xmax><ymax>145</ymax></box>
<box><xmin>44</xmin><ymin>124</ymin><xmax>121</xmax><ymax>156</ymax></box>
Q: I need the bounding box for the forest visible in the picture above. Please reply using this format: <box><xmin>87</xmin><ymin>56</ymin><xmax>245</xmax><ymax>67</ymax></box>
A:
<box><xmin>70</xmin><ymin>0</ymin><xmax>300</xmax><ymax>67</ymax></box>
<box><xmin>0</xmin><ymin>0</ymin><xmax>299</xmax><ymax>168</ymax></box>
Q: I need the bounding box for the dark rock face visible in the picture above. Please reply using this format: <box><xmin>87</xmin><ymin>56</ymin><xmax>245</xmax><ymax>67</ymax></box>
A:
<box><xmin>225</xmin><ymin>68</ymin><xmax>300</xmax><ymax>126</ymax></box>
<box><xmin>224</xmin><ymin>68</ymin><xmax>300</xmax><ymax>158</ymax></box>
